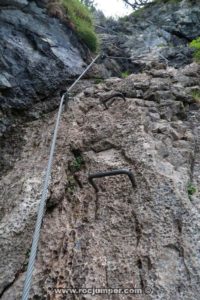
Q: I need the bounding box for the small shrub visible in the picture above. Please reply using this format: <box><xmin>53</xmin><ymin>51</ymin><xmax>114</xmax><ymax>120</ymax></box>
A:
<box><xmin>121</xmin><ymin>70</ymin><xmax>130</xmax><ymax>78</ymax></box>
<box><xmin>189</xmin><ymin>37</ymin><xmax>200</xmax><ymax>62</ymax></box>
<box><xmin>132</xmin><ymin>6</ymin><xmax>145</xmax><ymax>17</ymax></box>
<box><xmin>187</xmin><ymin>183</ymin><xmax>197</xmax><ymax>197</ymax></box>
<box><xmin>23</xmin><ymin>249</ymin><xmax>31</xmax><ymax>268</ymax></box>
<box><xmin>69</xmin><ymin>156</ymin><xmax>84</xmax><ymax>173</ymax></box>
<box><xmin>192</xmin><ymin>90</ymin><xmax>200</xmax><ymax>102</ymax></box>
<box><xmin>94</xmin><ymin>78</ymin><xmax>103</xmax><ymax>84</ymax></box>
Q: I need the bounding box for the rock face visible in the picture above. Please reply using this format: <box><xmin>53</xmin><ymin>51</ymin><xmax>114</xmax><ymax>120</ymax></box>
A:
<box><xmin>0</xmin><ymin>0</ymin><xmax>89</xmax><ymax>174</ymax></box>
<box><xmin>1</xmin><ymin>0</ymin><xmax>200</xmax><ymax>300</ymax></box>
<box><xmin>96</xmin><ymin>0</ymin><xmax>200</xmax><ymax>76</ymax></box>
<box><xmin>1</xmin><ymin>61</ymin><xmax>200</xmax><ymax>299</ymax></box>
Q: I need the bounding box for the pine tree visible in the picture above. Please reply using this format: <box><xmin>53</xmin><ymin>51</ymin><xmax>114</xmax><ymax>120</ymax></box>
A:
<box><xmin>122</xmin><ymin>0</ymin><xmax>151</xmax><ymax>9</ymax></box>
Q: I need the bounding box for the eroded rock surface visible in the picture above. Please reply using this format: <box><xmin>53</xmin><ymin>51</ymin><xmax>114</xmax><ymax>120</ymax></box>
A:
<box><xmin>1</xmin><ymin>63</ymin><xmax>200</xmax><ymax>299</ymax></box>
<box><xmin>0</xmin><ymin>0</ymin><xmax>90</xmax><ymax>176</ymax></box>
<box><xmin>96</xmin><ymin>0</ymin><xmax>200</xmax><ymax>75</ymax></box>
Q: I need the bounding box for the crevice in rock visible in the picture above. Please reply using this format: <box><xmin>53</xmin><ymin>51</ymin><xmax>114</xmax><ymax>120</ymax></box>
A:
<box><xmin>189</xmin><ymin>139</ymin><xmax>198</xmax><ymax>182</ymax></box>
<box><xmin>73</xmin><ymin>173</ymin><xmax>83</xmax><ymax>189</ymax></box>
<box><xmin>90</xmin><ymin>139</ymin><xmax>120</xmax><ymax>154</ymax></box>
<box><xmin>144</xmin><ymin>256</ymin><xmax>153</xmax><ymax>271</ymax></box>
<box><xmin>164</xmin><ymin>244</ymin><xmax>191</xmax><ymax>281</ymax></box>
<box><xmin>94</xmin><ymin>193</ymin><xmax>99</xmax><ymax>220</ymax></box>
<box><xmin>105</xmin><ymin>260</ymin><xmax>109</xmax><ymax>288</ymax></box>
<box><xmin>179</xmin><ymin>246</ymin><xmax>191</xmax><ymax>282</ymax></box>
<box><xmin>132</xmin><ymin>211</ymin><xmax>142</xmax><ymax>247</ymax></box>
<box><xmin>175</xmin><ymin>218</ymin><xmax>182</xmax><ymax>235</ymax></box>
<box><xmin>120</xmin><ymin>149</ymin><xmax>135</xmax><ymax>165</ymax></box>
<box><xmin>171</xmin><ymin>30</ymin><xmax>192</xmax><ymax>43</ymax></box>
<box><xmin>0</xmin><ymin>267</ymin><xmax>23</xmax><ymax>298</ymax></box>
<box><xmin>137</xmin><ymin>258</ymin><xmax>145</xmax><ymax>290</ymax></box>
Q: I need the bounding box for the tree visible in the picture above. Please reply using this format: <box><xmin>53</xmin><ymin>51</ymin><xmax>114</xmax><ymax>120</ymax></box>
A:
<box><xmin>80</xmin><ymin>0</ymin><xmax>96</xmax><ymax>10</ymax></box>
<box><xmin>122</xmin><ymin>0</ymin><xmax>152</xmax><ymax>10</ymax></box>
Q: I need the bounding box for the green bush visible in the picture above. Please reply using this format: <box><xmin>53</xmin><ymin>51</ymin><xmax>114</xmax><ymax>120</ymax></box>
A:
<box><xmin>62</xmin><ymin>0</ymin><xmax>98</xmax><ymax>52</ymax></box>
<box><xmin>121</xmin><ymin>70</ymin><xmax>130</xmax><ymax>78</ymax></box>
<box><xmin>94</xmin><ymin>78</ymin><xmax>103</xmax><ymax>84</ymax></box>
<box><xmin>192</xmin><ymin>89</ymin><xmax>200</xmax><ymax>102</ymax></box>
<box><xmin>187</xmin><ymin>183</ymin><xmax>197</xmax><ymax>197</ymax></box>
<box><xmin>69</xmin><ymin>155</ymin><xmax>84</xmax><ymax>173</ymax></box>
<box><xmin>189</xmin><ymin>37</ymin><xmax>200</xmax><ymax>62</ymax></box>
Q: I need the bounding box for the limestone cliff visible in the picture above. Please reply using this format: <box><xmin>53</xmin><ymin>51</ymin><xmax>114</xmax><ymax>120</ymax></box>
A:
<box><xmin>0</xmin><ymin>0</ymin><xmax>89</xmax><ymax>175</ymax></box>
<box><xmin>96</xmin><ymin>0</ymin><xmax>200</xmax><ymax>76</ymax></box>
<box><xmin>1</xmin><ymin>1</ymin><xmax>200</xmax><ymax>300</ymax></box>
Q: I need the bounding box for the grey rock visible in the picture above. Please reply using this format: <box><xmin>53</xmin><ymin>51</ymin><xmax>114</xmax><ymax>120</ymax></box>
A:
<box><xmin>0</xmin><ymin>0</ymin><xmax>89</xmax><ymax>174</ymax></box>
<box><xmin>0</xmin><ymin>0</ymin><xmax>87</xmax><ymax>131</ymax></box>
<box><xmin>1</xmin><ymin>1</ymin><xmax>200</xmax><ymax>299</ymax></box>
<box><xmin>1</xmin><ymin>64</ymin><xmax>200</xmax><ymax>300</ymax></box>
<box><xmin>0</xmin><ymin>74</ymin><xmax>12</xmax><ymax>89</ymax></box>
<box><xmin>97</xmin><ymin>0</ymin><xmax>200</xmax><ymax>76</ymax></box>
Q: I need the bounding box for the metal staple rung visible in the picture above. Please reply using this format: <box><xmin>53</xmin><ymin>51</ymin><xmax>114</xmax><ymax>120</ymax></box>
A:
<box><xmin>88</xmin><ymin>169</ymin><xmax>137</xmax><ymax>192</ymax></box>
<box><xmin>101</xmin><ymin>92</ymin><xmax>126</xmax><ymax>109</ymax></box>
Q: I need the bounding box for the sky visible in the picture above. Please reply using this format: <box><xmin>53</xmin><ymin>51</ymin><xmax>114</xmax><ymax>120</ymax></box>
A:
<box><xmin>95</xmin><ymin>0</ymin><xmax>132</xmax><ymax>18</ymax></box>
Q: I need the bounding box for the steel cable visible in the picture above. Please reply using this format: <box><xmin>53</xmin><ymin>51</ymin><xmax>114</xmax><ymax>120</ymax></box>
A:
<box><xmin>21</xmin><ymin>54</ymin><xmax>100</xmax><ymax>300</ymax></box>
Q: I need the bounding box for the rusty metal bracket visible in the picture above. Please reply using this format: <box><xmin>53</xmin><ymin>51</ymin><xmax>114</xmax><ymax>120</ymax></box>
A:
<box><xmin>100</xmin><ymin>92</ymin><xmax>126</xmax><ymax>109</ymax></box>
<box><xmin>88</xmin><ymin>169</ymin><xmax>136</xmax><ymax>192</ymax></box>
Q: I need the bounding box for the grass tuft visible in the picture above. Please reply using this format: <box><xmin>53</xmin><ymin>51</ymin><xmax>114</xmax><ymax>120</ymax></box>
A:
<box><xmin>121</xmin><ymin>70</ymin><xmax>130</xmax><ymax>78</ymax></box>
<box><xmin>189</xmin><ymin>37</ymin><xmax>200</xmax><ymax>62</ymax></box>
<box><xmin>187</xmin><ymin>183</ymin><xmax>197</xmax><ymax>197</ymax></box>
<box><xmin>62</xmin><ymin>0</ymin><xmax>98</xmax><ymax>52</ymax></box>
<box><xmin>192</xmin><ymin>90</ymin><xmax>200</xmax><ymax>102</ymax></box>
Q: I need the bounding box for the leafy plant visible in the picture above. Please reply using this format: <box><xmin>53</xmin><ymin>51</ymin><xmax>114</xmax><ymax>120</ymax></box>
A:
<box><xmin>121</xmin><ymin>70</ymin><xmax>130</xmax><ymax>78</ymax></box>
<box><xmin>189</xmin><ymin>37</ymin><xmax>200</xmax><ymax>62</ymax></box>
<box><xmin>187</xmin><ymin>183</ymin><xmax>197</xmax><ymax>197</ymax></box>
<box><xmin>23</xmin><ymin>249</ymin><xmax>31</xmax><ymax>268</ymax></box>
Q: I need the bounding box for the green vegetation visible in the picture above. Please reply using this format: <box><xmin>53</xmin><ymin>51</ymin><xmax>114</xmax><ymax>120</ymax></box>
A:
<box><xmin>94</xmin><ymin>78</ymin><xmax>104</xmax><ymax>84</ymax></box>
<box><xmin>192</xmin><ymin>90</ymin><xmax>200</xmax><ymax>102</ymax></box>
<box><xmin>157</xmin><ymin>43</ymin><xmax>167</xmax><ymax>48</ymax></box>
<box><xmin>80</xmin><ymin>0</ymin><xmax>96</xmax><ymax>11</ymax></box>
<box><xmin>23</xmin><ymin>249</ymin><xmax>31</xmax><ymax>267</ymax></box>
<box><xmin>62</xmin><ymin>0</ymin><xmax>98</xmax><ymax>52</ymax></box>
<box><xmin>189</xmin><ymin>37</ymin><xmax>200</xmax><ymax>62</ymax></box>
<box><xmin>121</xmin><ymin>70</ymin><xmax>130</xmax><ymax>78</ymax></box>
<box><xmin>69</xmin><ymin>155</ymin><xmax>84</xmax><ymax>173</ymax></box>
<box><xmin>187</xmin><ymin>183</ymin><xmax>197</xmax><ymax>197</ymax></box>
<box><xmin>132</xmin><ymin>6</ymin><xmax>146</xmax><ymax>17</ymax></box>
